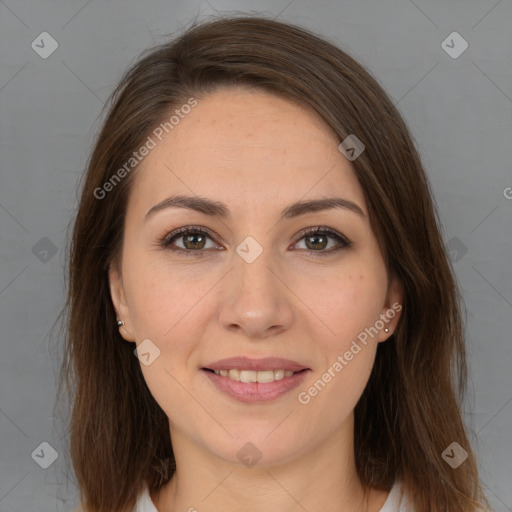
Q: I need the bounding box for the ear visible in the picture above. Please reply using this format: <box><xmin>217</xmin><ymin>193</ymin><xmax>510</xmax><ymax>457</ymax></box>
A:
<box><xmin>108</xmin><ymin>261</ymin><xmax>136</xmax><ymax>343</ymax></box>
<box><xmin>376</xmin><ymin>275</ymin><xmax>404</xmax><ymax>343</ymax></box>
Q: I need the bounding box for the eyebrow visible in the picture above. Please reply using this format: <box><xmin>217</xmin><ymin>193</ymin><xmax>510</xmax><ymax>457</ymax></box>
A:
<box><xmin>145</xmin><ymin>194</ymin><xmax>365</xmax><ymax>221</ymax></box>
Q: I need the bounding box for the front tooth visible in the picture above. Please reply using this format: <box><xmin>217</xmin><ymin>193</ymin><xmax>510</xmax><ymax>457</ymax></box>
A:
<box><xmin>222</xmin><ymin>369</ymin><xmax>296</xmax><ymax>382</ymax></box>
<box><xmin>239</xmin><ymin>370</ymin><xmax>257</xmax><ymax>383</ymax></box>
<box><xmin>256</xmin><ymin>370</ymin><xmax>275</xmax><ymax>383</ymax></box>
<box><xmin>228</xmin><ymin>369</ymin><xmax>240</xmax><ymax>381</ymax></box>
<box><xmin>274</xmin><ymin>369</ymin><xmax>285</xmax><ymax>380</ymax></box>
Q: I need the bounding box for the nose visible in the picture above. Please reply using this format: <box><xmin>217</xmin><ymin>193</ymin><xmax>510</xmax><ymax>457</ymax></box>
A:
<box><xmin>218</xmin><ymin>244</ymin><xmax>294</xmax><ymax>340</ymax></box>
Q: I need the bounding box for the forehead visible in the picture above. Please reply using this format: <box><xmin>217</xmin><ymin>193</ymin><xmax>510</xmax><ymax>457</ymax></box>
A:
<box><xmin>129</xmin><ymin>87</ymin><xmax>367</xmax><ymax>218</ymax></box>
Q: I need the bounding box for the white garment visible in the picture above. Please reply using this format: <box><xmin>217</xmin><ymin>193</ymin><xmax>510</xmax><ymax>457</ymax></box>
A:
<box><xmin>134</xmin><ymin>483</ymin><xmax>158</xmax><ymax>512</ymax></box>
<box><xmin>378</xmin><ymin>480</ymin><xmax>415</xmax><ymax>511</ymax></box>
<box><xmin>134</xmin><ymin>479</ymin><xmax>415</xmax><ymax>511</ymax></box>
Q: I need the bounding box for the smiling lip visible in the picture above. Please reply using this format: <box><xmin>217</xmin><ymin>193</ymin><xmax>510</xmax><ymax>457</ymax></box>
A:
<box><xmin>203</xmin><ymin>356</ymin><xmax>309</xmax><ymax>372</ymax></box>
<box><xmin>201</xmin><ymin>357</ymin><xmax>311</xmax><ymax>403</ymax></box>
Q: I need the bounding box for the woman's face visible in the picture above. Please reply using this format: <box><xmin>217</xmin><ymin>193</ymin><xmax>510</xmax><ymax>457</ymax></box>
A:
<box><xmin>109</xmin><ymin>87</ymin><xmax>402</xmax><ymax>466</ymax></box>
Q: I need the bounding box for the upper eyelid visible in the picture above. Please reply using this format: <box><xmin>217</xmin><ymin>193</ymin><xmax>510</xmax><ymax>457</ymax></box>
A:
<box><xmin>163</xmin><ymin>226</ymin><xmax>219</xmax><ymax>244</ymax></box>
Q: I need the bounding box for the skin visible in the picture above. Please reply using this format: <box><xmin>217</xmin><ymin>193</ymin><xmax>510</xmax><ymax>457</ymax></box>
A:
<box><xmin>109</xmin><ymin>87</ymin><xmax>403</xmax><ymax>512</ymax></box>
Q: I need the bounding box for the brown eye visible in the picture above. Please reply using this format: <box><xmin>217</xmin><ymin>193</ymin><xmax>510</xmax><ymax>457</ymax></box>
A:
<box><xmin>161</xmin><ymin>226</ymin><xmax>221</xmax><ymax>256</ymax></box>
<box><xmin>305</xmin><ymin>232</ymin><xmax>329</xmax><ymax>250</ymax></box>
<box><xmin>181</xmin><ymin>232</ymin><xmax>207</xmax><ymax>250</ymax></box>
<box><xmin>294</xmin><ymin>227</ymin><xmax>351</xmax><ymax>255</ymax></box>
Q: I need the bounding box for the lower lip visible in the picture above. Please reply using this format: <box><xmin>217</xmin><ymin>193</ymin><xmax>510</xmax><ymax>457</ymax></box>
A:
<box><xmin>202</xmin><ymin>369</ymin><xmax>310</xmax><ymax>403</ymax></box>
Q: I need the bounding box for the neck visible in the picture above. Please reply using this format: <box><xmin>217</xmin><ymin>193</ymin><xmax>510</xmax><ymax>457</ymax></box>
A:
<box><xmin>152</xmin><ymin>415</ymin><xmax>389</xmax><ymax>512</ymax></box>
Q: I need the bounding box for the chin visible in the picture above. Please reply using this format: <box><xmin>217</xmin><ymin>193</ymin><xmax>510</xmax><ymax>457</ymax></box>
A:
<box><xmin>200</xmin><ymin>429</ymin><xmax>308</xmax><ymax>469</ymax></box>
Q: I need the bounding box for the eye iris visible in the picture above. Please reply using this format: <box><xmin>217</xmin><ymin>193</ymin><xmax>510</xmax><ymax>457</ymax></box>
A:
<box><xmin>306</xmin><ymin>233</ymin><xmax>327</xmax><ymax>250</ymax></box>
<box><xmin>183</xmin><ymin>232</ymin><xmax>206</xmax><ymax>250</ymax></box>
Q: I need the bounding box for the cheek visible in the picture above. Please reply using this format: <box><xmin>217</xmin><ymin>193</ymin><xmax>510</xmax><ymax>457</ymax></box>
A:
<box><xmin>123</xmin><ymin>257</ymin><xmax>212</xmax><ymax>416</ymax></box>
<box><xmin>123</xmin><ymin>253</ymin><xmax>212</xmax><ymax>340</ymax></box>
<box><xmin>305</xmin><ymin>346</ymin><xmax>376</xmax><ymax>435</ymax></box>
<box><xmin>303</xmin><ymin>268</ymin><xmax>386</xmax><ymax>418</ymax></box>
<box><xmin>297</xmin><ymin>274</ymin><xmax>381</xmax><ymax>429</ymax></box>
<box><xmin>306</xmin><ymin>270</ymin><xmax>385</xmax><ymax>350</ymax></box>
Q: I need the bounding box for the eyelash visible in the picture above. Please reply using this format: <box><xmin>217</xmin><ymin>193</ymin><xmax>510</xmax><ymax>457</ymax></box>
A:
<box><xmin>159</xmin><ymin>225</ymin><xmax>352</xmax><ymax>258</ymax></box>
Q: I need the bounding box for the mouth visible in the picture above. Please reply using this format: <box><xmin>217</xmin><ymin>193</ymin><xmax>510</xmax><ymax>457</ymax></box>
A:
<box><xmin>200</xmin><ymin>356</ymin><xmax>311</xmax><ymax>403</ymax></box>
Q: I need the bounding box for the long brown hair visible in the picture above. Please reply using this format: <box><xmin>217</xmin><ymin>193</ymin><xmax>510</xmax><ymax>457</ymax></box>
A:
<box><xmin>58</xmin><ymin>15</ymin><xmax>489</xmax><ymax>512</ymax></box>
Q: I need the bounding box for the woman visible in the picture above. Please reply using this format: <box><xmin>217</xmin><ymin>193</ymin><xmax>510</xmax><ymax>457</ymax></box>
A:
<box><xmin>61</xmin><ymin>15</ymin><xmax>489</xmax><ymax>512</ymax></box>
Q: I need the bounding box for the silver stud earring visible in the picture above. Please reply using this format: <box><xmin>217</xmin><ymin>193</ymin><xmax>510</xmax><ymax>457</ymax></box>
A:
<box><xmin>117</xmin><ymin>320</ymin><xmax>125</xmax><ymax>327</ymax></box>
<box><xmin>384</xmin><ymin>327</ymin><xmax>390</xmax><ymax>333</ymax></box>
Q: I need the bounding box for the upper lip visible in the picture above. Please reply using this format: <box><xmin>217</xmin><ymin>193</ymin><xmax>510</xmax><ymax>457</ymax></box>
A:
<box><xmin>203</xmin><ymin>357</ymin><xmax>310</xmax><ymax>372</ymax></box>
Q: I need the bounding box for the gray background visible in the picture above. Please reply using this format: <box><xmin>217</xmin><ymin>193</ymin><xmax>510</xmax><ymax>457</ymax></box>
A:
<box><xmin>0</xmin><ymin>0</ymin><xmax>511</xmax><ymax>510</ymax></box>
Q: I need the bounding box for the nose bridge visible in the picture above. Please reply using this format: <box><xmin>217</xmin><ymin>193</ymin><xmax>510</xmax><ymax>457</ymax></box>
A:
<box><xmin>218</xmin><ymin>233</ymin><xmax>293</xmax><ymax>337</ymax></box>
<box><xmin>232</xmin><ymin>234</ymin><xmax>280</xmax><ymax>301</ymax></box>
